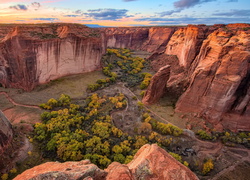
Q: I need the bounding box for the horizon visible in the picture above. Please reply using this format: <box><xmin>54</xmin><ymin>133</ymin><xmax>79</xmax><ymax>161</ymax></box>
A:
<box><xmin>0</xmin><ymin>0</ymin><xmax>250</xmax><ymax>27</ymax></box>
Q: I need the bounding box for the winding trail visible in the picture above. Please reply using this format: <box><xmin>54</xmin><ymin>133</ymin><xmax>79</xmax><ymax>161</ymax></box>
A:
<box><xmin>0</xmin><ymin>91</ymin><xmax>40</xmax><ymax>109</ymax></box>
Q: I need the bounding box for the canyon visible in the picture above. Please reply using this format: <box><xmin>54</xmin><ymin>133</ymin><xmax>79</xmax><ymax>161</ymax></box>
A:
<box><xmin>101</xmin><ymin>24</ymin><xmax>250</xmax><ymax>132</ymax></box>
<box><xmin>0</xmin><ymin>23</ymin><xmax>250</xmax><ymax>179</ymax></box>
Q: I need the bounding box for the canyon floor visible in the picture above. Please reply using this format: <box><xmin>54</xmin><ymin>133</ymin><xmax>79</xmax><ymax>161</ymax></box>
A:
<box><xmin>0</xmin><ymin>51</ymin><xmax>250</xmax><ymax>180</ymax></box>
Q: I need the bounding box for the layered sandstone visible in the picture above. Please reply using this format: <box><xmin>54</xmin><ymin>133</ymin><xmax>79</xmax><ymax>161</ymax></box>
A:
<box><xmin>14</xmin><ymin>144</ymin><xmax>198</xmax><ymax>180</ymax></box>
<box><xmin>101</xmin><ymin>27</ymin><xmax>177</xmax><ymax>53</ymax></box>
<box><xmin>142</xmin><ymin>65</ymin><xmax>171</xmax><ymax>104</ymax></box>
<box><xmin>101</xmin><ymin>27</ymin><xmax>149</xmax><ymax>50</ymax></box>
<box><xmin>0</xmin><ymin>110</ymin><xmax>13</xmax><ymax>156</ymax></box>
<box><xmin>165</xmin><ymin>25</ymin><xmax>212</xmax><ymax>68</ymax></box>
<box><xmin>175</xmin><ymin>25</ymin><xmax>250</xmax><ymax>131</ymax></box>
<box><xmin>0</xmin><ymin>24</ymin><xmax>104</xmax><ymax>91</ymax></box>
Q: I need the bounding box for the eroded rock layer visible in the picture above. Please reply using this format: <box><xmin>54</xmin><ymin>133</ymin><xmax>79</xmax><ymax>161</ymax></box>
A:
<box><xmin>14</xmin><ymin>144</ymin><xmax>198</xmax><ymax>180</ymax></box>
<box><xmin>0</xmin><ymin>24</ymin><xmax>104</xmax><ymax>91</ymax></box>
<box><xmin>175</xmin><ymin>25</ymin><xmax>250</xmax><ymax>131</ymax></box>
<box><xmin>142</xmin><ymin>65</ymin><xmax>171</xmax><ymax>104</ymax></box>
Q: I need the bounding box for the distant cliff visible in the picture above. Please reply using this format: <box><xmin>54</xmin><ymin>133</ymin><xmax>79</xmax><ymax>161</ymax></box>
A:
<box><xmin>0</xmin><ymin>24</ymin><xmax>105</xmax><ymax>91</ymax></box>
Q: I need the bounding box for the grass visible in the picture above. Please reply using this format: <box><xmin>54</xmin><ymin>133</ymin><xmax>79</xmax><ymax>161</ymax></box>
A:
<box><xmin>0</xmin><ymin>94</ymin><xmax>14</xmax><ymax>110</ymax></box>
<box><xmin>0</xmin><ymin>70</ymin><xmax>106</xmax><ymax>106</ymax></box>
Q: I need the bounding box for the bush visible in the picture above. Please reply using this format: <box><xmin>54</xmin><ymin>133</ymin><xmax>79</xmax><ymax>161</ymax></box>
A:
<box><xmin>197</xmin><ymin>130</ymin><xmax>213</xmax><ymax>140</ymax></box>
<box><xmin>202</xmin><ymin>159</ymin><xmax>214</xmax><ymax>175</ymax></box>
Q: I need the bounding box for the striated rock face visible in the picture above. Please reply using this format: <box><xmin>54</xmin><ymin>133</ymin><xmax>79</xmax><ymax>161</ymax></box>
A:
<box><xmin>142</xmin><ymin>65</ymin><xmax>171</xmax><ymax>104</ymax></box>
<box><xmin>101</xmin><ymin>27</ymin><xmax>177</xmax><ymax>53</ymax></box>
<box><xmin>175</xmin><ymin>25</ymin><xmax>250</xmax><ymax>131</ymax></box>
<box><xmin>0</xmin><ymin>110</ymin><xmax>13</xmax><ymax>156</ymax></box>
<box><xmin>165</xmin><ymin>25</ymin><xmax>212</xmax><ymax>68</ymax></box>
<box><xmin>0</xmin><ymin>24</ymin><xmax>105</xmax><ymax>91</ymax></box>
<box><xmin>15</xmin><ymin>144</ymin><xmax>198</xmax><ymax>180</ymax></box>
<box><xmin>101</xmin><ymin>27</ymin><xmax>149</xmax><ymax>50</ymax></box>
<box><xmin>141</xmin><ymin>27</ymin><xmax>176</xmax><ymax>53</ymax></box>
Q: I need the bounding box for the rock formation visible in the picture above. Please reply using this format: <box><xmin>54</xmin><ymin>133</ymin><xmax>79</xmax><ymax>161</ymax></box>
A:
<box><xmin>101</xmin><ymin>27</ymin><xmax>177</xmax><ymax>53</ymax></box>
<box><xmin>165</xmin><ymin>25</ymin><xmax>212</xmax><ymax>68</ymax></box>
<box><xmin>0</xmin><ymin>110</ymin><xmax>13</xmax><ymax>156</ymax></box>
<box><xmin>14</xmin><ymin>144</ymin><xmax>198</xmax><ymax>180</ymax></box>
<box><xmin>0</xmin><ymin>24</ymin><xmax>105</xmax><ymax>91</ymax></box>
<box><xmin>175</xmin><ymin>25</ymin><xmax>250</xmax><ymax>131</ymax></box>
<box><xmin>142</xmin><ymin>65</ymin><xmax>171</xmax><ymax>104</ymax></box>
<box><xmin>0</xmin><ymin>23</ymin><xmax>249</xmax><ymax>131</ymax></box>
<box><xmin>104</xmin><ymin>23</ymin><xmax>249</xmax><ymax>131</ymax></box>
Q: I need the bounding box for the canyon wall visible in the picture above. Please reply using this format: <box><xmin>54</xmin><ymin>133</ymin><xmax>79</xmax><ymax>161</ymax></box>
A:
<box><xmin>0</xmin><ymin>23</ymin><xmax>249</xmax><ymax>131</ymax></box>
<box><xmin>0</xmin><ymin>24</ymin><xmax>105</xmax><ymax>91</ymax></box>
<box><xmin>0</xmin><ymin>110</ymin><xmax>13</xmax><ymax>156</ymax></box>
<box><xmin>175</xmin><ymin>25</ymin><xmax>250</xmax><ymax>131</ymax></box>
<box><xmin>100</xmin><ymin>26</ymin><xmax>177</xmax><ymax>53</ymax></box>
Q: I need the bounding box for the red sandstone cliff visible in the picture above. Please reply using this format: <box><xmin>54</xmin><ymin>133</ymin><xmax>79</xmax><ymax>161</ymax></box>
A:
<box><xmin>14</xmin><ymin>144</ymin><xmax>198</xmax><ymax>180</ymax></box>
<box><xmin>0</xmin><ymin>24</ymin><xmax>105</xmax><ymax>91</ymax></box>
<box><xmin>142</xmin><ymin>65</ymin><xmax>171</xmax><ymax>104</ymax></box>
<box><xmin>100</xmin><ymin>27</ymin><xmax>177</xmax><ymax>53</ymax></box>
<box><xmin>175</xmin><ymin>25</ymin><xmax>250</xmax><ymax>131</ymax></box>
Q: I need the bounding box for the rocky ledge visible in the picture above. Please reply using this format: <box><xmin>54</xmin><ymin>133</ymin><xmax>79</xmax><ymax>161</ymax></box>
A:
<box><xmin>14</xmin><ymin>144</ymin><xmax>198</xmax><ymax>180</ymax></box>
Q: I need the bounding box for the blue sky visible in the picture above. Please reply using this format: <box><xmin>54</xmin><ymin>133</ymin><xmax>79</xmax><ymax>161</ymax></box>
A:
<box><xmin>0</xmin><ymin>0</ymin><xmax>249</xmax><ymax>26</ymax></box>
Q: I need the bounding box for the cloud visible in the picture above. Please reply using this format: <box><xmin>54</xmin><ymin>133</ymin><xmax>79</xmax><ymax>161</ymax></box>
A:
<box><xmin>63</xmin><ymin>15</ymin><xmax>79</xmax><ymax>17</ymax></box>
<box><xmin>134</xmin><ymin>16</ymin><xmax>250</xmax><ymax>25</ymax></box>
<box><xmin>159</xmin><ymin>9</ymin><xmax>183</xmax><ymax>17</ymax></box>
<box><xmin>75</xmin><ymin>10</ymin><xmax>83</xmax><ymax>14</ymax></box>
<box><xmin>174</xmin><ymin>0</ymin><xmax>216</xmax><ymax>9</ymax></box>
<box><xmin>9</xmin><ymin>4</ymin><xmax>28</xmax><ymax>11</ymax></box>
<box><xmin>227</xmin><ymin>0</ymin><xmax>238</xmax><ymax>2</ymax></box>
<box><xmin>31</xmin><ymin>2</ymin><xmax>41</xmax><ymax>9</ymax></box>
<box><xmin>123</xmin><ymin>0</ymin><xmax>137</xmax><ymax>2</ymax></box>
<box><xmin>84</xmin><ymin>8</ymin><xmax>132</xmax><ymax>20</ymax></box>
<box><xmin>213</xmin><ymin>9</ymin><xmax>250</xmax><ymax>16</ymax></box>
<box><xmin>32</xmin><ymin>18</ymin><xmax>59</xmax><ymax>21</ymax></box>
<box><xmin>159</xmin><ymin>0</ymin><xmax>216</xmax><ymax>17</ymax></box>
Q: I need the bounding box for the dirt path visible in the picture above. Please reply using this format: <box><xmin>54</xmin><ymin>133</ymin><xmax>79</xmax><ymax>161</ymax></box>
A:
<box><xmin>0</xmin><ymin>92</ymin><xmax>40</xmax><ymax>109</ymax></box>
<box><xmin>119</xmin><ymin>82</ymin><xmax>174</xmax><ymax>125</ymax></box>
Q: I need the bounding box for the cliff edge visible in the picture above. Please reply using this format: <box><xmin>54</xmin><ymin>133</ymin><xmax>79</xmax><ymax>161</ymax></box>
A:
<box><xmin>14</xmin><ymin>144</ymin><xmax>198</xmax><ymax>180</ymax></box>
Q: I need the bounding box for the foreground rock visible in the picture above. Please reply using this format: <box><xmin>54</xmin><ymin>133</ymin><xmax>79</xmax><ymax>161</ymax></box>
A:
<box><xmin>142</xmin><ymin>65</ymin><xmax>171</xmax><ymax>104</ymax></box>
<box><xmin>14</xmin><ymin>144</ymin><xmax>198</xmax><ymax>180</ymax></box>
<box><xmin>14</xmin><ymin>160</ymin><xmax>107</xmax><ymax>180</ymax></box>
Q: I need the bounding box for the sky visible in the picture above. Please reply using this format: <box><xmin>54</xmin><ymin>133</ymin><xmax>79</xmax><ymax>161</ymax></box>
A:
<box><xmin>0</xmin><ymin>0</ymin><xmax>249</xmax><ymax>27</ymax></box>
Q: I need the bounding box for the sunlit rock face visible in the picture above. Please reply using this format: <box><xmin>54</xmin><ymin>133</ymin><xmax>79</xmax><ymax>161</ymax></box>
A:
<box><xmin>103</xmin><ymin>24</ymin><xmax>250</xmax><ymax>132</ymax></box>
<box><xmin>0</xmin><ymin>24</ymin><xmax>105</xmax><ymax>91</ymax></box>
<box><xmin>14</xmin><ymin>144</ymin><xmax>198</xmax><ymax>180</ymax></box>
<box><xmin>175</xmin><ymin>24</ymin><xmax>250</xmax><ymax>131</ymax></box>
